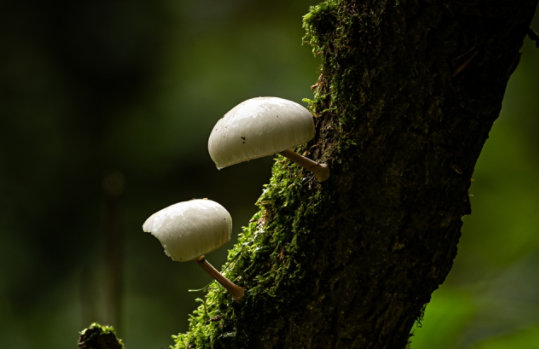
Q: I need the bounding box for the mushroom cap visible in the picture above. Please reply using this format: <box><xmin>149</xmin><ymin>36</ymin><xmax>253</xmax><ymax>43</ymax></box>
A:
<box><xmin>142</xmin><ymin>199</ymin><xmax>232</xmax><ymax>262</ymax></box>
<box><xmin>208</xmin><ymin>96</ymin><xmax>314</xmax><ymax>169</ymax></box>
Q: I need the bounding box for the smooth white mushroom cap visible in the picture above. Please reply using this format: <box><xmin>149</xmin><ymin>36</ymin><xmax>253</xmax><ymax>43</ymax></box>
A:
<box><xmin>142</xmin><ymin>199</ymin><xmax>232</xmax><ymax>262</ymax></box>
<box><xmin>208</xmin><ymin>96</ymin><xmax>315</xmax><ymax>169</ymax></box>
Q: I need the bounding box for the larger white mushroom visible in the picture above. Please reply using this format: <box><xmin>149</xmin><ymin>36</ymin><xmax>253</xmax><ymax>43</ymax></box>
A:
<box><xmin>143</xmin><ymin>199</ymin><xmax>244</xmax><ymax>301</ymax></box>
<box><xmin>208</xmin><ymin>96</ymin><xmax>329</xmax><ymax>182</ymax></box>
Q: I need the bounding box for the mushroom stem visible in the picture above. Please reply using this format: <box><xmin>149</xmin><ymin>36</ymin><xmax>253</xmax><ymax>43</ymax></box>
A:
<box><xmin>194</xmin><ymin>255</ymin><xmax>245</xmax><ymax>302</ymax></box>
<box><xmin>279</xmin><ymin>149</ymin><xmax>330</xmax><ymax>182</ymax></box>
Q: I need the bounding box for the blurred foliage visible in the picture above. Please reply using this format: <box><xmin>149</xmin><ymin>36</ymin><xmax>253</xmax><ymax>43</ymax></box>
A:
<box><xmin>0</xmin><ymin>2</ymin><xmax>537</xmax><ymax>349</ymax></box>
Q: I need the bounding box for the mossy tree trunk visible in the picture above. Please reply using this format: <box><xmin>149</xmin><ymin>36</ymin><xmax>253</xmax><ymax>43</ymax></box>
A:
<box><xmin>141</xmin><ymin>1</ymin><xmax>538</xmax><ymax>348</ymax></box>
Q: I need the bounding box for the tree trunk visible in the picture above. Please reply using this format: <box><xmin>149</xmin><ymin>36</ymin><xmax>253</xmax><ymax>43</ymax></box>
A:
<box><xmin>82</xmin><ymin>1</ymin><xmax>538</xmax><ymax>348</ymax></box>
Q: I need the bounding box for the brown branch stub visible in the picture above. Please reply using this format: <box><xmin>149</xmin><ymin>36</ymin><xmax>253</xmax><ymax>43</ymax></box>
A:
<box><xmin>78</xmin><ymin>323</ymin><xmax>124</xmax><ymax>349</ymax></box>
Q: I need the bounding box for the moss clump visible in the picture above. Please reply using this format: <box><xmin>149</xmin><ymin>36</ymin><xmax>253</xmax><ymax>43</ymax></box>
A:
<box><xmin>172</xmin><ymin>153</ymin><xmax>330</xmax><ymax>348</ymax></box>
<box><xmin>78</xmin><ymin>323</ymin><xmax>124</xmax><ymax>349</ymax></box>
<box><xmin>303</xmin><ymin>0</ymin><xmax>391</xmax><ymax>131</ymax></box>
<box><xmin>302</xmin><ymin>0</ymin><xmax>340</xmax><ymax>56</ymax></box>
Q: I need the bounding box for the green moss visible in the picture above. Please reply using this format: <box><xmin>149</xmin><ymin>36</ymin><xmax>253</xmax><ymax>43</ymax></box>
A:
<box><xmin>172</xmin><ymin>2</ymin><xmax>346</xmax><ymax>347</ymax></box>
<box><xmin>303</xmin><ymin>0</ymin><xmax>389</xmax><ymax>131</ymax></box>
<box><xmin>302</xmin><ymin>0</ymin><xmax>340</xmax><ymax>56</ymax></box>
<box><xmin>79</xmin><ymin>323</ymin><xmax>124</xmax><ymax>349</ymax></box>
<box><xmin>172</xmin><ymin>153</ymin><xmax>331</xmax><ymax>348</ymax></box>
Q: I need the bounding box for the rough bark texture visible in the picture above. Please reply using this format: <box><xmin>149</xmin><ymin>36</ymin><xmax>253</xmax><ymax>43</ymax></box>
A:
<box><xmin>79</xmin><ymin>1</ymin><xmax>537</xmax><ymax>348</ymax></box>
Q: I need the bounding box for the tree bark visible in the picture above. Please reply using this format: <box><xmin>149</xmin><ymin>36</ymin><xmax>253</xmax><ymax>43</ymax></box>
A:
<box><xmin>89</xmin><ymin>1</ymin><xmax>537</xmax><ymax>348</ymax></box>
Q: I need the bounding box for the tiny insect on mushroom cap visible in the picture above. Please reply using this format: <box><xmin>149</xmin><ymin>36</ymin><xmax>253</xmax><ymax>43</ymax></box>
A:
<box><xmin>142</xmin><ymin>199</ymin><xmax>232</xmax><ymax>262</ymax></box>
<box><xmin>208</xmin><ymin>97</ymin><xmax>329</xmax><ymax>182</ymax></box>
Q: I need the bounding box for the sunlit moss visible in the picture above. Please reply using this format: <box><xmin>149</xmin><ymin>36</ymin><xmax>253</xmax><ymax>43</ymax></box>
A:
<box><xmin>172</xmin><ymin>153</ymin><xmax>329</xmax><ymax>347</ymax></box>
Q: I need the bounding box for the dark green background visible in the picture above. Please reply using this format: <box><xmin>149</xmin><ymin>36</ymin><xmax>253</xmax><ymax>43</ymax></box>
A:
<box><xmin>0</xmin><ymin>1</ymin><xmax>537</xmax><ymax>348</ymax></box>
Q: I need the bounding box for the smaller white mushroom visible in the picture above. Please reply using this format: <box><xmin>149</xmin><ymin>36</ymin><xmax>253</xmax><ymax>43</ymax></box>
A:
<box><xmin>208</xmin><ymin>96</ymin><xmax>329</xmax><ymax>182</ymax></box>
<box><xmin>143</xmin><ymin>199</ymin><xmax>244</xmax><ymax>301</ymax></box>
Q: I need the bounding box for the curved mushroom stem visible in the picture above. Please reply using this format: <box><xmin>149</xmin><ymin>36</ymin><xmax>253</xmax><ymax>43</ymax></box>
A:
<box><xmin>194</xmin><ymin>255</ymin><xmax>245</xmax><ymax>302</ymax></box>
<box><xmin>279</xmin><ymin>149</ymin><xmax>330</xmax><ymax>182</ymax></box>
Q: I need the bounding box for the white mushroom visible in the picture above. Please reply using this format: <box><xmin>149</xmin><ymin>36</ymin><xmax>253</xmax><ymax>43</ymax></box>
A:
<box><xmin>143</xmin><ymin>199</ymin><xmax>244</xmax><ymax>301</ymax></box>
<box><xmin>208</xmin><ymin>96</ymin><xmax>329</xmax><ymax>182</ymax></box>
